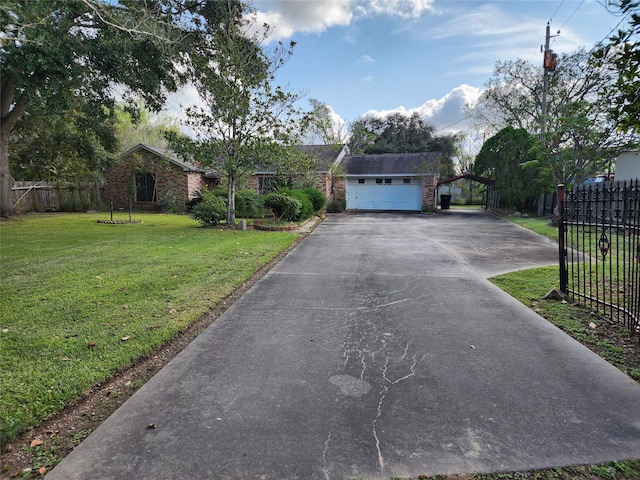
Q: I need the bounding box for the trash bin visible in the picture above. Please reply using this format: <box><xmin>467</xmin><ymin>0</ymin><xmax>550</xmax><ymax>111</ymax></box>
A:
<box><xmin>440</xmin><ymin>194</ymin><xmax>451</xmax><ymax>210</ymax></box>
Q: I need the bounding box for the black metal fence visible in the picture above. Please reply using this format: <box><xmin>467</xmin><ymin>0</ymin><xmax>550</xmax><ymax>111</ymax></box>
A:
<box><xmin>558</xmin><ymin>181</ymin><xmax>640</xmax><ymax>338</ymax></box>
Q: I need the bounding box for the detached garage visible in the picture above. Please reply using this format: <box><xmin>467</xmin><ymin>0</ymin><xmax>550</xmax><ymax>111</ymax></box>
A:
<box><xmin>342</xmin><ymin>153</ymin><xmax>440</xmax><ymax>212</ymax></box>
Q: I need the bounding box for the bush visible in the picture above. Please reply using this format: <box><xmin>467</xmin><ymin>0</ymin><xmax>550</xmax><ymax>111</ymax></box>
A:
<box><xmin>326</xmin><ymin>193</ymin><xmax>346</xmax><ymax>213</ymax></box>
<box><xmin>190</xmin><ymin>190</ymin><xmax>227</xmax><ymax>226</ymax></box>
<box><xmin>278</xmin><ymin>189</ymin><xmax>314</xmax><ymax>221</ymax></box>
<box><xmin>301</xmin><ymin>187</ymin><xmax>326</xmax><ymax>212</ymax></box>
<box><xmin>264</xmin><ymin>192</ymin><xmax>302</xmax><ymax>221</ymax></box>
<box><xmin>235</xmin><ymin>189</ymin><xmax>264</xmax><ymax>218</ymax></box>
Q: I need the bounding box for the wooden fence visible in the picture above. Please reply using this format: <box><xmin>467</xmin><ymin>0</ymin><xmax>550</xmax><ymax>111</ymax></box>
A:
<box><xmin>11</xmin><ymin>181</ymin><xmax>105</xmax><ymax>213</ymax></box>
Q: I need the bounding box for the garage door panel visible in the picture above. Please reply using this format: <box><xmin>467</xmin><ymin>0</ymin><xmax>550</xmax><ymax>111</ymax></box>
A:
<box><xmin>347</xmin><ymin>179</ymin><xmax>422</xmax><ymax>211</ymax></box>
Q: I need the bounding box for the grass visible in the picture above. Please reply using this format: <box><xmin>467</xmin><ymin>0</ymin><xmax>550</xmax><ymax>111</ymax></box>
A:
<box><xmin>0</xmin><ymin>212</ymin><xmax>298</xmax><ymax>445</ymax></box>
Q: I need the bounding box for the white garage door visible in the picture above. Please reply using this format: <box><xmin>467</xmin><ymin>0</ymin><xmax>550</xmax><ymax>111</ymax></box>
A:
<box><xmin>346</xmin><ymin>178</ymin><xmax>423</xmax><ymax>211</ymax></box>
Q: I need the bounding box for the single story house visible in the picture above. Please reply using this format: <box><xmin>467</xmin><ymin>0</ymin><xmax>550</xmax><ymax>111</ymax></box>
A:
<box><xmin>104</xmin><ymin>144</ymin><xmax>218</xmax><ymax>210</ymax></box>
<box><xmin>246</xmin><ymin>144</ymin><xmax>348</xmax><ymax>200</ymax></box>
<box><xmin>340</xmin><ymin>152</ymin><xmax>440</xmax><ymax>211</ymax></box>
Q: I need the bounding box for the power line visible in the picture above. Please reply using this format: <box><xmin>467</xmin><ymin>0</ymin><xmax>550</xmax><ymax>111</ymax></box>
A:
<box><xmin>549</xmin><ymin>0</ymin><xmax>566</xmax><ymax>23</ymax></box>
<box><xmin>559</xmin><ymin>0</ymin><xmax>585</xmax><ymax>30</ymax></box>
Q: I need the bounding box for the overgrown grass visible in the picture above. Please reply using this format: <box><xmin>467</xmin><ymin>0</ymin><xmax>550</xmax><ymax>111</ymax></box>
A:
<box><xmin>0</xmin><ymin>212</ymin><xmax>298</xmax><ymax>444</ymax></box>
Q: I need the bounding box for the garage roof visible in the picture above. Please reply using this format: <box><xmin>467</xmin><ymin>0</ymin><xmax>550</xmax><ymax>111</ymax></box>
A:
<box><xmin>343</xmin><ymin>152</ymin><xmax>441</xmax><ymax>176</ymax></box>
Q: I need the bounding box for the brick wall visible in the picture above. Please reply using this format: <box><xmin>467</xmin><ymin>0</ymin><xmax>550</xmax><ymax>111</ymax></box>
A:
<box><xmin>104</xmin><ymin>150</ymin><xmax>195</xmax><ymax>210</ymax></box>
<box><xmin>422</xmin><ymin>175</ymin><xmax>438</xmax><ymax>211</ymax></box>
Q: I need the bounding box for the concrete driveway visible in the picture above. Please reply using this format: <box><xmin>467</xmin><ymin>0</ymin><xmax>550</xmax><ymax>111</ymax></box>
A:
<box><xmin>48</xmin><ymin>211</ymin><xmax>640</xmax><ymax>480</ymax></box>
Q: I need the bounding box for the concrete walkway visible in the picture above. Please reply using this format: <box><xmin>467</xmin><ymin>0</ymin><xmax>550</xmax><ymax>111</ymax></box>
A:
<box><xmin>48</xmin><ymin>211</ymin><xmax>640</xmax><ymax>480</ymax></box>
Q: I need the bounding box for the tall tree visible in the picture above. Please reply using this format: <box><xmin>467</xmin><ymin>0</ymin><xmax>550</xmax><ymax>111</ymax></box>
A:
<box><xmin>594</xmin><ymin>0</ymin><xmax>640</xmax><ymax>134</ymax></box>
<box><xmin>301</xmin><ymin>99</ymin><xmax>348</xmax><ymax>145</ymax></box>
<box><xmin>114</xmin><ymin>102</ymin><xmax>181</xmax><ymax>152</ymax></box>
<box><xmin>348</xmin><ymin>112</ymin><xmax>458</xmax><ymax>177</ymax></box>
<box><xmin>474</xmin><ymin>126</ymin><xmax>543</xmax><ymax>209</ymax></box>
<box><xmin>469</xmin><ymin>49</ymin><xmax>634</xmax><ymax>185</ymax></box>
<box><xmin>167</xmin><ymin>1</ymin><xmax>308</xmax><ymax>227</ymax></box>
<box><xmin>0</xmin><ymin>0</ymin><xmax>189</xmax><ymax>216</ymax></box>
<box><xmin>9</xmin><ymin>99</ymin><xmax>118</xmax><ymax>182</ymax></box>
<box><xmin>0</xmin><ymin>0</ymin><xmax>243</xmax><ymax>217</ymax></box>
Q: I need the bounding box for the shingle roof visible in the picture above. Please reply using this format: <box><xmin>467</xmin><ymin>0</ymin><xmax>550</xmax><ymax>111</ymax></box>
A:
<box><xmin>253</xmin><ymin>144</ymin><xmax>345</xmax><ymax>174</ymax></box>
<box><xmin>119</xmin><ymin>144</ymin><xmax>208</xmax><ymax>173</ymax></box>
<box><xmin>343</xmin><ymin>152</ymin><xmax>441</xmax><ymax>176</ymax></box>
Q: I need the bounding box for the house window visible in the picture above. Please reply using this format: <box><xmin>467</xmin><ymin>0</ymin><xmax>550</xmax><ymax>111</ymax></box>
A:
<box><xmin>135</xmin><ymin>172</ymin><xmax>156</xmax><ymax>202</ymax></box>
<box><xmin>404</xmin><ymin>178</ymin><xmax>411</xmax><ymax>184</ymax></box>
<box><xmin>358</xmin><ymin>179</ymin><xmax>365</xmax><ymax>184</ymax></box>
<box><xmin>376</xmin><ymin>179</ymin><xmax>383</xmax><ymax>184</ymax></box>
<box><xmin>384</xmin><ymin>179</ymin><xmax>392</xmax><ymax>184</ymax></box>
<box><xmin>259</xmin><ymin>176</ymin><xmax>278</xmax><ymax>195</ymax></box>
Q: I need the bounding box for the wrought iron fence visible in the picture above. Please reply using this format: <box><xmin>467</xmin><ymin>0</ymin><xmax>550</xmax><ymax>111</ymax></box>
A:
<box><xmin>558</xmin><ymin>181</ymin><xmax>640</xmax><ymax>338</ymax></box>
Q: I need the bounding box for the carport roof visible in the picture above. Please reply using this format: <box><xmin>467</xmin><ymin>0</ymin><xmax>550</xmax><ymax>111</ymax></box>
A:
<box><xmin>343</xmin><ymin>152</ymin><xmax>440</xmax><ymax>176</ymax></box>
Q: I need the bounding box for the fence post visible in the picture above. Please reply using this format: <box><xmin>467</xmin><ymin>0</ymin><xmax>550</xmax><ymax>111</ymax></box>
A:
<box><xmin>557</xmin><ymin>184</ymin><xmax>568</xmax><ymax>293</ymax></box>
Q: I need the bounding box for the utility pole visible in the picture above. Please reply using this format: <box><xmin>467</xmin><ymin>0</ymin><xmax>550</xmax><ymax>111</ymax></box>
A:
<box><xmin>541</xmin><ymin>23</ymin><xmax>559</xmax><ymax>138</ymax></box>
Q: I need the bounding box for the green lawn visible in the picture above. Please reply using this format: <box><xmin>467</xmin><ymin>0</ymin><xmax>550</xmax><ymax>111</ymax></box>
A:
<box><xmin>0</xmin><ymin>212</ymin><xmax>298</xmax><ymax>444</ymax></box>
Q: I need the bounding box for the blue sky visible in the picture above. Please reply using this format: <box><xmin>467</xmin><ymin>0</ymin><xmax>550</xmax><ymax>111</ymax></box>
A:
<box><xmin>167</xmin><ymin>0</ymin><xmax>630</xmax><ymax>139</ymax></box>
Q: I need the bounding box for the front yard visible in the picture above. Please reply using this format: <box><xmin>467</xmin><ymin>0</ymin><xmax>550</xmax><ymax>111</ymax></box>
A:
<box><xmin>0</xmin><ymin>213</ymin><xmax>299</xmax><ymax>447</ymax></box>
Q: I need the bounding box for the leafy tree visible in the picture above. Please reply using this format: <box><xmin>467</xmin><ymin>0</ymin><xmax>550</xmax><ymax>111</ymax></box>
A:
<box><xmin>474</xmin><ymin>126</ymin><xmax>542</xmax><ymax>209</ymax></box>
<box><xmin>114</xmin><ymin>102</ymin><xmax>181</xmax><ymax>151</ymax></box>
<box><xmin>301</xmin><ymin>99</ymin><xmax>348</xmax><ymax>145</ymax></box>
<box><xmin>594</xmin><ymin>0</ymin><xmax>640</xmax><ymax>134</ymax></box>
<box><xmin>469</xmin><ymin>49</ymin><xmax>634</xmax><ymax>185</ymax></box>
<box><xmin>347</xmin><ymin>112</ymin><xmax>458</xmax><ymax>177</ymax></box>
<box><xmin>167</xmin><ymin>2</ymin><xmax>309</xmax><ymax>227</ymax></box>
<box><xmin>0</xmin><ymin>0</ymin><xmax>240</xmax><ymax>217</ymax></box>
<box><xmin>9</xmin><ymin>98</ymin><xmax>118</xmax><ymax>182</ymax></box>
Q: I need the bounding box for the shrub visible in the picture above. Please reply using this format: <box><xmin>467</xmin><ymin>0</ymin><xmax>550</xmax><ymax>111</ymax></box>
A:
<box><xmin>235</xmin><ymin>189</ymin><xmax>264</xmax><ymax>218</ymax></box>
<box><xmin>190</xmin><ymin>190</ymin><xmax>227</xmax><ymax>226</ymax></box>
<box><xmin>264</xmin><ymin>192</ymin><xmax>302</xmax><ymax>221</ymax></box>
<box><xmin>301</xmin><ymin>187</ymin><xmax>326</xmax><ymax>212</ymax></box>
<box><xmin>278</xmin><ymin>189</ymin><xmax>314</xmax><ymax>221</ymax></box>
<box><xmin>326</xmin><ymin>193</ymin><xmax>346</xmax><ymax>213</ymax></box>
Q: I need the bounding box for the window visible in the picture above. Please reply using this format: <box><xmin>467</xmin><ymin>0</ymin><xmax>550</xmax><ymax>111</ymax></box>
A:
<box><xmin>403</xmin><ymin>178</ymin><xmax>411</xmax><ymax>184</ymax></box>
<box><xmin>358</xmin><ymin>179</ymin><xmax>365</xmax><ymax>184</ymax></box>
<box><xmin>259</xmin><ymin>176</ymin><xmax>278</xmax><ymax>195</ymax></box>
<box><xmin>384</xmin><ymin>179</ymin><xmax>392</xmax><ymax>184</ymax></box>
<box><xmin>135</xmin><ymin>172</ymin><xmax>156</xmax><ymax>202</ymax></box>
<box><xmin>376</xmin><ymin>179</ymin><xmax>383</xmax><ymax>184</ymax></box>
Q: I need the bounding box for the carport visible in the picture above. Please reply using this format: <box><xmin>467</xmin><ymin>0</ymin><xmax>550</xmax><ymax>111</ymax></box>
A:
<box><xmin>436</xmin><ymin>173</ymin><xmax>498</xmax><ymax>211</ymax></box>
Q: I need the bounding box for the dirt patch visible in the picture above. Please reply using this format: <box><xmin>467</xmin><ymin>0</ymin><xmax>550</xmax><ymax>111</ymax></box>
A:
<box><xmin>0</xmin><ymin>229</ymin><xmax>311</xmax><ymax>479</ymax></box>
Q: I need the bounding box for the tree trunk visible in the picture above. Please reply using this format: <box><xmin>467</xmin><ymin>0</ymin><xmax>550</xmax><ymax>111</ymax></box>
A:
<box><xmin>1</xmin><ymin>73</ymin><xmax>28</xmax><ymax>218</ymax></box>
<box><xmin>0</xmin><ymin>130</ymin><xmax>15</xmax><ymax>217</ymax></box>
<box><xmin>226</xmin><ymin>173</ymin><xmax>236</xmax><ymax>227</ymax></box>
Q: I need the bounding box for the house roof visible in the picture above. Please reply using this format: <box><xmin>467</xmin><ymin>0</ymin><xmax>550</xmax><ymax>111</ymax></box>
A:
<box><xmin>343</xmin><ymin>152</ymin><xmax>441</xmax><ymax>176</ymax></box>
<box><xmin>253</xmin><ymin>144</ymin><xmax>346</xmax><ymax>174</ymax></box>
<box><xmin>119</xmin><ymin>144</ymin><xmax>217</xmax><ymax>176</ymax></box>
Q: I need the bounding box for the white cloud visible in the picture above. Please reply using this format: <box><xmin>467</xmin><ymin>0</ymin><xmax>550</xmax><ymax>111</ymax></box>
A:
<box><xmin>361</xmin><ymin>84</ymin><xmax>481</xmax><ymax>132</ymax></box>
<box><xmin>251</xmin><ymin>0</ymin><xmax>353</xmax><ymax>40</ymax></box>
<box><xmin>361</xmin><ymin>75</ymin><xmax>374</xmax><ymax>83</ymax></box>
<box><xmin>358</xmin><ymin>54</ymin><xmax>375</xmax><ymax>64</ymax></box>
<box><xmin>250</xmin><ymin>0</ymin><xmax>435</xmax><ymax>41</ymax></box>
<box><xmin>354</xmin><ymin>0</ymin><xmax>435</xmax><ymax>19</ymax></box>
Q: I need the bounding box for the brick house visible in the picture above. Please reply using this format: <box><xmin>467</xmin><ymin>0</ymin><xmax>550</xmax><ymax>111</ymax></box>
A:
<box><xmin>246</xmin><ymin>144</ymin><xmax>348</xmax><ymax>200</ymax></box>
<box><xmin>340</xmin><ymin>152</ymin><xmax>440</xmax><ymax>211</ymax></box>
<box><xmin>247</xmin><ymin>147</ymin><xmax>440</xmax><ymax>212</ymax></box>
<box><xmin>104</xmin><ymin>144</ymin><xmax>218</xmax><ymax>210</ymax></box>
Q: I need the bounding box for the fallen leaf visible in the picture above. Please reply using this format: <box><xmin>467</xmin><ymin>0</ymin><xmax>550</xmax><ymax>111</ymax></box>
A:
<box><xmin>39</xmin><ymin>467</ymin><xmax>48</xmax><ymax>475</ymax></box>
<box><xmin>122</xmin><ymin>304</ymin><xmax>129</xmax><ymax>309</ymax></box>
<box><xmin>87</xmin><ymin>342</ymin><xmax>98</xmax><ymax>348</ymax></box>
<box><xmin>95</xmin><ymin>276</ymin><xmax>102</xmax><ymax>279</ymax></box>
<box><xmin>146</xmin><ymin>423</ymin><xmax>156</xmax><ymax>429</ymax></box>
<box><xmin>1</xmin><ymin>328</ymin><xmax>8</xmax><ymax>333</ymax></box>
<box><xmin>30</xmin><ymin>439</ymin><xmax>43</xmax><ymax>448</ymax></box>
<box><xmin>168</xmin><ymin>308</ymin><xmax>176</xmax><ymax>314</ymax></box>
<box><xmin>121</xmin><ymin>336</ymin><xmax>130</xmax><ymax>341</ymax></box>
<box><xmin>589</xmin><ymin>322</ymin><xmax>597</xmax><ymax>329</ymax></box>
